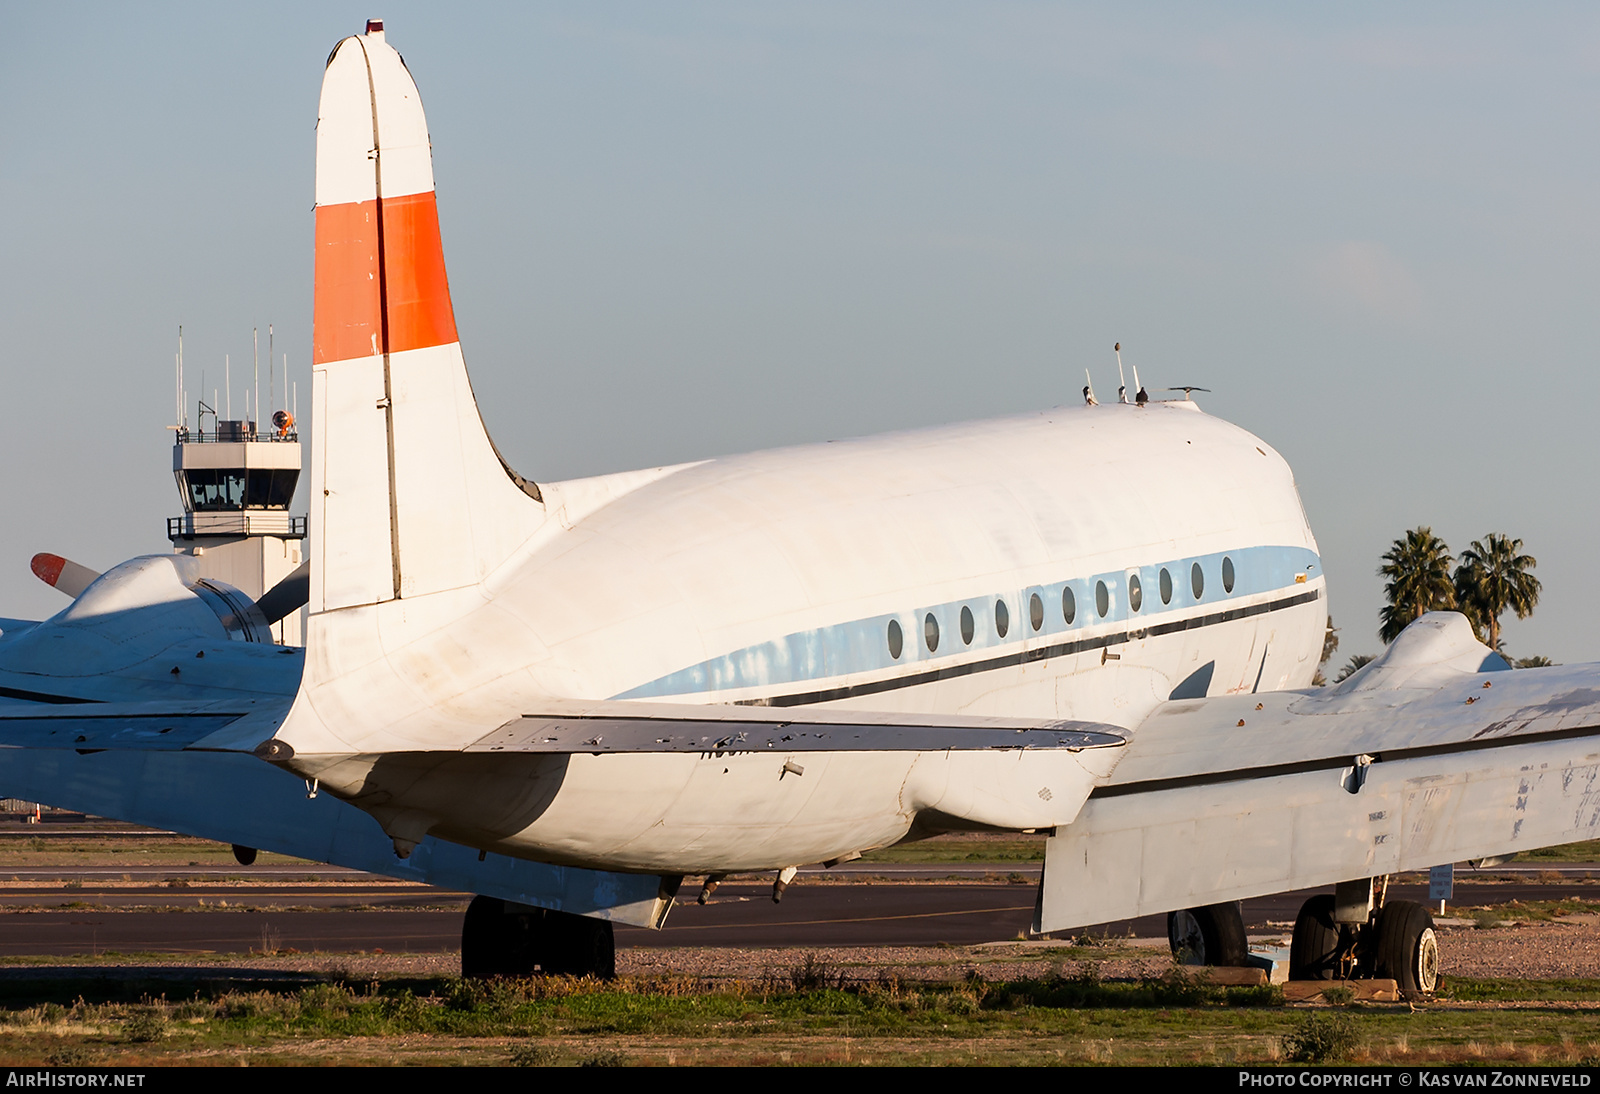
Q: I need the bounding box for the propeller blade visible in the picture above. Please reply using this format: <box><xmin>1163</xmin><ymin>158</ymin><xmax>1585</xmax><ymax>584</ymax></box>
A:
<box><xmin>30</xmin><ymin>554</ymin><xmax>101</xmax><ymax>599</ymax></box>
<box><xmin>256</xmin><ymin>561</ymin><xmax>310</xmax><ymax>625</ymax></box>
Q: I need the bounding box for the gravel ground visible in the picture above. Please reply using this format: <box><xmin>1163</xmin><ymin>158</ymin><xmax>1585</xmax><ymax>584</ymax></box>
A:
<box><xmin>1428</xmin><ymin>914</ymin><xmax>1600</xmax><ymax>979</ymax></box>
<box><xmin>4</xmin><ymin>914</ymin><xmax>1595</xmax><ymax>986</ymax></box>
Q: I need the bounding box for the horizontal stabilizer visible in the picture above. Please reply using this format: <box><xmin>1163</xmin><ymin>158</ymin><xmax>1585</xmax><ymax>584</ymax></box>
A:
<box><xmin>257</xmin><ymin>699</ymin><xmax>1129</xmax><ymax>850</ymax></box>
<box><xmin>473</xmin><ymin>709</ymin><xmax>1121</xmax><ymax>755</ymax></box>
<box><xmin>260</xmin><ymin>698</ymin><xmax>1125</xmax><ymax>759</ymax></box>
<box><xmin>0</xmin><ymin>743</ymin><xmax>674</xmax><ymax>928</ymax></box>
<box><xmin>0</xmin><ymin>702</ymin><xmax>258</xmax><ymax>752</ymax></box>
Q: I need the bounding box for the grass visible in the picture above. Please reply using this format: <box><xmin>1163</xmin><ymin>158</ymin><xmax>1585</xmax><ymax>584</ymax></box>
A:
<box><xmin>859</xmin><ymin>835</ymin><xmax>1046</xmax><ymax>864</ymax></box>
<box><xmin>8</xmin><ymin>829</ymin><xmax>1600</xmax><ymax>871</ymax></box>
<box><xmin>1436</xmin><ymin>978</ymin><xmax>1600</xmax><ymax>1002</ymax></box>
<box><xmin>1453</xmin><ymin>898</ymin><xmax>1600</xmax><ymax>928</ymax></box>
<box><xmin>864</xmin><ymin>833</ymin><xmax>1600</xmax><ymax>867</ymax></box>
<box><xmin>1522</xmin><ymin>840</ymin><xmax>1600</xmax><ymax>863</ymax></box>
<box><xmin>0</xmin><ymin>832</ymin><xmax>314</xmax><ymax>869</ymax></box>
<box><xmin>0</xmin><ymin>959</ymin><xmax>1592</xmax><ymax>1066</ymax></box>
<box><xmin>0</xmin><ymin>830</ymin><xmax>1046</xmax><ymax>871</ymax></box>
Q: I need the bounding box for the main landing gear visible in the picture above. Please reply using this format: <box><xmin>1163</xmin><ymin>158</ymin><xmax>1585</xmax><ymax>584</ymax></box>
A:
<box><xmin>1289</xmin><ymin>879</ymin><xmax>1439</xmax><ymax>994</ymax></box>
<box><xmin>460</xmin><ymin>895</ymin><xmax>616</xmax><ymax>980</ymax></box>
<box><xmin>1167</xmin><ymin>902</ymin><xmax>1250</xmax><ymax>967</ymax></box>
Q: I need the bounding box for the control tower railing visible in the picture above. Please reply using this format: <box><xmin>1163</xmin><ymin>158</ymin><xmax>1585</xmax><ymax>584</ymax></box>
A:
<box><xmin>176</xmin><ymin>426</ymin><xmax>299</xmax><ymax>443</ymax></box>
<box><xmin>168</xmin><ymin>514</ymin><xmax>307</xmax><ymax>540</ymax></box>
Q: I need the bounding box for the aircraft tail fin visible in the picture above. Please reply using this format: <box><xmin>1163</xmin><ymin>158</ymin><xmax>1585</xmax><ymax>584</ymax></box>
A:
<box><xmin>311</xmin><ymin>21</ymin><xmax>543</xmax><ymax>613</ymax></box>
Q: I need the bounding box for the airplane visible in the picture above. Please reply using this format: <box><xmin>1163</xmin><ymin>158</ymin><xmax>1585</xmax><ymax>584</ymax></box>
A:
<box><xmin>4</xmin><ymin>20</ymin><xmax>1598</xmax><ymax>989</ymax></box>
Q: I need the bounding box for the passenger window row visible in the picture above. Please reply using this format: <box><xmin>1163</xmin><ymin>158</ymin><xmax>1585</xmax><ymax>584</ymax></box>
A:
<box><xmin>887</xmin><ymin>556</ymin><xmax>1239</xmax><ymax>658</ymax></box>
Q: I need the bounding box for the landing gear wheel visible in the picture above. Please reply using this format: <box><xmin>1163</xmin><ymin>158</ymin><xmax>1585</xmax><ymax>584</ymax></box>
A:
<box><xmin>1167</xmin><ymin>902</ymin><xmax>1248</xmax><ymax>966</ymax></box>
<box><xmin>1289</xmin><ymin>894</ymin><xmax>1343</xmax><ymax>980</ymax></box>
<box><xmin>541</xmin><ymin>912</ymin><xmax>616</xmax><ymax>979</ymax></box>
<box><xmin>461</xmin><ymin>895</ymin><xmax>616</xmax><ymax>980</ymax></box>
<box><xmin>1373</xmin><ymin>899</ymin><xmax>1439</xmax><ymax>994</ymax></box>
<box><xmin>462</xmin><ymin>896</ymin><xmax>538</xmax><ymax>978</ymax></box>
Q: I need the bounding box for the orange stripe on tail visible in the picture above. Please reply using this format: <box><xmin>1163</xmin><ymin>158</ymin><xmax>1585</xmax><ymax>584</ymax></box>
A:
<box><xmin>312</xmin><ymin>202</ymin><xmax>380</xmax><ymax>365</ymax></box>
<box><xmin>380</xmin><ymin>192</ymin><xmax>459</xmax><ymax>355</ymax></box>
<box><xmin>313</xmin><ymin>192</ymin><xmax>457</xmax><ymax>366</ymax></box>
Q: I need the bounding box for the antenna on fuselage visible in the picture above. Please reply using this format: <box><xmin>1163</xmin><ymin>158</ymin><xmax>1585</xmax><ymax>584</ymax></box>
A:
<box><xmin>1114</xmin><ymin>342</ymin><xmax>1128</xmax><ymax>403</ymax></box>
<box><xmin>1083</xmin><ymin>369</ymin><xmax>1097</xmax><ymax>406</ymax></box>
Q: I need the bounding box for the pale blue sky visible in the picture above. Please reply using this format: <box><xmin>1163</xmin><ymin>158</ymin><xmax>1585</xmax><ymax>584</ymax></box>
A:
<box><xmin>2</xmin><ymin>3</ymin><xmax>1597</xmax><ymax>664</ymax></box>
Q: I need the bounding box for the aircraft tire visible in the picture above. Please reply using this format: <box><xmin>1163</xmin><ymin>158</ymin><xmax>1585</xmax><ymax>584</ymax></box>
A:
<box><xmin>1372</xmin><ymin>900</ymin><xmax>1439</xmax><ymax>994</ymax></box>
<box><xmin>1167</xmin><ymin>902</ymin><xmax>1248</xmax><ymax>966</ymax></box>
<box><xmin>1288</xmin><ymin>894</ymin><xmax>1342</xmax><ymax>980</ymax></box>
<box><xmin>461</xmin><ymin>895</ymin><xmax>542</xmax><ymax>978</ymax></box>
<box><xmin>461</xmin><ymin>896</ymin><xmax>615</xmax><ymax>980</ymax></box>
<box><xmin>541</xmin><ymin>913</ymin><xmax>616</xmax><ymax>980</ymax></box>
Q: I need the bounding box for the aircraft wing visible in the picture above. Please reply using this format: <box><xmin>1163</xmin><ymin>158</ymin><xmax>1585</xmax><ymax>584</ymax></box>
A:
<box><xmin>1036</xmin><ymin>613</ymin><xmax>1600</xmax><ymax>932</ymax></box>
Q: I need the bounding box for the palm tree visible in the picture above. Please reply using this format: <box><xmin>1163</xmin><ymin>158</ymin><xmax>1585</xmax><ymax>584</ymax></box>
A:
<box><xmin>1378</xmin><ymin>527</ymin><xmax>1456</xmax><ymax>643</ymax></box>
<box><xmin>1313</xmin><ymin>615</ymin><xmax>1341</xmax><ymax>686</ymax></box>
<box><xmin>1333</xmin><ymin>653</ymin><xmax>1376</xmax><ymax>683</ymax></box>
<box><xmin>1452</xmin><ymin>534</ymin><xmax>1540</xmax><ymax>651</ymax></box>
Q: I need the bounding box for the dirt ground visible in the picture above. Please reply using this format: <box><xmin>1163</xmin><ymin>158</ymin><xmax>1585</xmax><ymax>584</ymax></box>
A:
<box><xmin>620</xmin><ymin>915</ymin><xmax>1600</xmax><ymax>983</ymax></box>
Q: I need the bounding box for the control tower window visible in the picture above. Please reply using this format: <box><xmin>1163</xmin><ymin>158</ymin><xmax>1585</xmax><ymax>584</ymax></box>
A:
<box><xmin>184</xmin><ymin>470</ymin><xmax>247</xmax><ymax>511</ymax></box>
<box><xmin>246</xmin><ymin>469</ymin><xmax>299</xmax><ymax>508</ymax></box>
<box><xmin>182</xmin><ymin>469</ymin><xmax>299</xmax><ymax>511</ymax></box>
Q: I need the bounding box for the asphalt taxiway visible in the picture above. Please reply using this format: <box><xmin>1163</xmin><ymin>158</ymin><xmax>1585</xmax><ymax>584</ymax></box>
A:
<box><xmin>0</xmin><ymin>863</ymin><xmax>1592</xmax><ymax>957</ymax></box>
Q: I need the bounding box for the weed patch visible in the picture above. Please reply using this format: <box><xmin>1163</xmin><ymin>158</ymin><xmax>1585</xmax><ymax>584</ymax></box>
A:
<box><xmin>507</xmin><ymin>1042</ymin><xmax>558</xmax><ymax>1066</ymax></box>
<box><xmin>1281</xmin><ymin>1012</ymin><xmax>1359</xmax><ymax>1063</ymax></box>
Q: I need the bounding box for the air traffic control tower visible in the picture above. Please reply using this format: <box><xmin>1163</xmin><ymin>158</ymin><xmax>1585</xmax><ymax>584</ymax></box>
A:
<box><xmin>168</xmin><ymin>412</ymin><xmax>307</xmax><ymax>645</ymax></box>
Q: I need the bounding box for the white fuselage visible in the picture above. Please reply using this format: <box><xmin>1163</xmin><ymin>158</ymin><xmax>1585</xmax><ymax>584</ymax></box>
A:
<box><xmin>281</xmin><ymin>398</ymin><xmax>1327</xmax><ymax>873</ymax></box>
